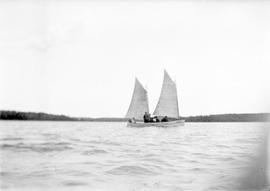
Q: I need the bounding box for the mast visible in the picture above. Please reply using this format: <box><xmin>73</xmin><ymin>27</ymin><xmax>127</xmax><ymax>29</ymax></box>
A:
<box><xmin>125</xmin><ymin>78</ymin><xmax>149</xmax><ymax>120</ymax></box>
<box><xmin>153</xmin><ymin>70</ymin><xmax>179</xmax><ymax>118</ymax></box>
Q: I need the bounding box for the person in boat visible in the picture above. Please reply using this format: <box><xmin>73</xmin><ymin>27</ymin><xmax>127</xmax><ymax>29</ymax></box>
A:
<box><xmin>161</xmin><ymin>116</ymin><xmax>168</xmax><ymax>122</ymax></box>
<box><xmin>128</xmin><ymin>117</ymin><xmax>136</xmax><ymax>123</ymax></box>
<box><xmin>152</xmin><ymin>116</ymin><xmax>159</xmax><ymax>123</ymax></box>
<box><xmin>131</xmin><ymin>117</ymin><xmax>136</xmax><ymax>123</ymax></box>
<box><xmin>143</xmin><ymin>112</ymin><xmax>151</xmax><ymax>123</ymax></box>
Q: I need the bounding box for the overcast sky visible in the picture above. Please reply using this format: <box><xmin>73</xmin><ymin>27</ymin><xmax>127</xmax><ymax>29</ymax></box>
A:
<box><xmin>0</xmin><ymin>1</ymin><xmax>270</xmax><ymax>117</ymax></box>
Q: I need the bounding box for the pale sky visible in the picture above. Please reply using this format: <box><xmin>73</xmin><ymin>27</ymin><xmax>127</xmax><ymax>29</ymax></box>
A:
<box><xmin>0</xmin><ymin>1</ymin><xmax>270</xmax><ymax>118</ymax></box>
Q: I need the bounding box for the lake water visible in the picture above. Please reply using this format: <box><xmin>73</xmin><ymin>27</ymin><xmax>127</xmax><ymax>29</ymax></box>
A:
<box><xmin>0</xmin><ymin>121</ymin><xmax>269</xmax><ymax>191</ymax></box>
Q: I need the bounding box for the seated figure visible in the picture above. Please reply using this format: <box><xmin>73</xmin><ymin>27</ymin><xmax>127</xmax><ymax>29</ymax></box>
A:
<box><xmin>161</xmin><ymin>116</ymin><xmax>168</xmax><ymax>122</ymax></box>
<box><xmin>128</xmin><ymin>117</ymin><xmax>136</xmax><ymax>123</ymax></box>
<box><xmin>143</xmin><ymin>112</ymin><xmax>151</xmax><ymax>123</ymax></box>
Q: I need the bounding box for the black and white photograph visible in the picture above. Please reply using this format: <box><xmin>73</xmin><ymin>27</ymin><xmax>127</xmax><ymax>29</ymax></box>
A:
<box><xmin>0</xmin><ymin>0</ymin><xmax>270</xmax><ymax>190</ymax></box>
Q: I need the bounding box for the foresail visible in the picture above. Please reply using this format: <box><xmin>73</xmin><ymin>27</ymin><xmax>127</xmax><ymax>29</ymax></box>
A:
<box><xmin>126</xmin><ymin>78</ymin><xmax>149</xmax><ymax>120</ymax></box>
<box><xmin>153</xmin><ymin>70</ymin><xmax>179</xmax><ymax>118</ymax></box>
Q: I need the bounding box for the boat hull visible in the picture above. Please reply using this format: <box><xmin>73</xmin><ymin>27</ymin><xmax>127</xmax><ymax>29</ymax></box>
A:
<box><xmin>127</xmin><ymin>120</ymin><xmax>185</xmax><ymax>128</ymax></box>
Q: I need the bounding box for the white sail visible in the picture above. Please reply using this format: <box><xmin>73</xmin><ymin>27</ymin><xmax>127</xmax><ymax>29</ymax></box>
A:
<box><xmin>126</xmin><ymin>78</ymin><xmax>149</xmax><ymax>120</ymax></box>
<box><xmin>153</xmin><ymin>70</ymin><xmax>179</xmax><ymax>118</ymax></box>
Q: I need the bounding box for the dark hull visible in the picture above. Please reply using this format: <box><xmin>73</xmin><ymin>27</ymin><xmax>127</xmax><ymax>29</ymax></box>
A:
<box><xmin>127</xmin><ymin>120</ymin><xmax>185</xmax><ymax>127</ymax></box>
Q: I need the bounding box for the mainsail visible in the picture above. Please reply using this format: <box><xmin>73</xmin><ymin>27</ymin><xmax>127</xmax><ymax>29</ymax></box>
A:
<box><xmin>126</xmin><ymin>78</ymin><xmax>149</xmax><ymax>120</ymax></box>
<box><xmin>153</xmin><ymin>70</ymin><xmax>179</xmax><ymax>119</ymax></box>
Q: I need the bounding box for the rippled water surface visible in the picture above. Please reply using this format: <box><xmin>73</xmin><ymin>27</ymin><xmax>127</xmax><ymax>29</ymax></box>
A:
<box><xmin>0</xmin><ymin>121</ymin><xmax>269</xmax><ymax>191</ymax></box>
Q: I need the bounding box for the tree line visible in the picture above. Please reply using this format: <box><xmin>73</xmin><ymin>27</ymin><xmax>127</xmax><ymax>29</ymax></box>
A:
<box><xmin>0</xmin><ymin>110</ymin><xmax>269</xmax><ymax>122</ymax></box>
<box><xmin>0</xmin><ymin>111</ymin><xmax>77</xmax><ymax>121</ymax></box>
<box><xmin>182</xmin><ymin>113</ymin><xmax>269</xmax><ymax>122</ymax></box>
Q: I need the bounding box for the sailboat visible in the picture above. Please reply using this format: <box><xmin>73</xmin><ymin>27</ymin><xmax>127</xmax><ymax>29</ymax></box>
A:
<box><xmin>126</xmin><ymin>70</ymin><xmax>185</xmax><ymax>127</ymax></box>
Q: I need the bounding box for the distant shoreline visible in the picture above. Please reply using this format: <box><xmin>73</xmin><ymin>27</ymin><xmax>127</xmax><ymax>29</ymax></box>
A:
<box><xmin>0</xmin><ymin>110</ymin><xmax>269</xmax><ymax>122</ymax></box>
